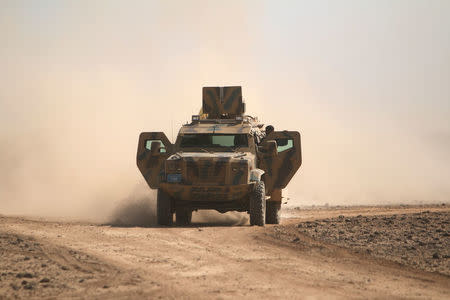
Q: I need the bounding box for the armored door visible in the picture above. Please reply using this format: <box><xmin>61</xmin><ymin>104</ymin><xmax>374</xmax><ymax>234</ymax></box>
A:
<box><xmin>258</xmin><ymin>131</ymin><xmax>302</xmax><ymax>194</ymax></box>
<box><xmin>137</xmin><ymin>132</ymin><xmax>173</xmax><ymax>189</ymax></box>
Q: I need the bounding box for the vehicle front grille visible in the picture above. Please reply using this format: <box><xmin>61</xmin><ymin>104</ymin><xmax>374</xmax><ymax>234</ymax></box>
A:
<box><xmin>186</xmin><ymin>160</ymin><xmax>227</xmax><ymax>185</ymax></box>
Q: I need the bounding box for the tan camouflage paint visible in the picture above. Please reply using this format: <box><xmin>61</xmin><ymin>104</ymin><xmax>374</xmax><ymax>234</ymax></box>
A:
<box><xmin>258</xmin><ymin>131</ymin><xmax>302</xmax><ymax>194</ymax></box>
<box><xmin>136</xmin><ymin>132</ymin><xmax>174</xmax><ymax>189</ymax></box>
<box><xmin>179</xmin><ymin>122</ymin><xmax>251</xmax><ymax>134</ymax></box>
<box><xmin>202</xmin><ymin>86</ymin><xmax>244</xmax><ymax>118</ymax></box>
<box><xmin>161</xmin><ymin>151</ymin><xmax>257</xmax><ymax>201</ymax></box>
<box><xmin>136</xmin><ymin>86</ymin><xmax>302</xmax><ymax>210</ymax></box>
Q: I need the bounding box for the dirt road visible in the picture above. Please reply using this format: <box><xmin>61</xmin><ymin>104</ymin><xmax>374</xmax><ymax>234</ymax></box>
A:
<box><xmin>1</xmin><ymin>205</ymin><xmax>449</xmax><ymax>299</ymax></box>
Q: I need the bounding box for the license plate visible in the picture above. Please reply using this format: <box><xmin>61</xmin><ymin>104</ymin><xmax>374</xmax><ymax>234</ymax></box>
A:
<box><xmin>167</xmin><ymin>173</ymin><xmax>182</xmax><ymax>183</ymax></box>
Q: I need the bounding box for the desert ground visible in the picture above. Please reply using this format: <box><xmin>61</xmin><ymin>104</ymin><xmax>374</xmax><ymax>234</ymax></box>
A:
<box><xmin>0</xmin><ymin>204</ymin><xmax>449</xmax><ymax>299</ymax></box>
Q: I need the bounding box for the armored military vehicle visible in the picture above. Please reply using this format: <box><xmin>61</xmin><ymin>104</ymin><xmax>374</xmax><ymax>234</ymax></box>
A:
<box><xmin>137</xmin><ymin>86</ymin><xmax>302</xmax><ymax>226</ymax></box>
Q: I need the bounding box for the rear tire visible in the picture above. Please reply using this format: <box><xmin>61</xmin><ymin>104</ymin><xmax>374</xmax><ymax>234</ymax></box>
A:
<box><xmin>266</xmin><ymin>201</ymin><xmax>281</xmax><ymax>224</ymax></box>
<box><xmin>176</xmin><ymin>208</ymin><xmax>192</xmax><ymax>226</ymax></box>
<box><xmin>157</xmin><ymin>189</ymin><xmax>173</xmax><ymax>226</ymax></box>
<box><xmin>249</xmin><ymin>181</ymin><xmax>266</xmax><ymax>226</ymax></box>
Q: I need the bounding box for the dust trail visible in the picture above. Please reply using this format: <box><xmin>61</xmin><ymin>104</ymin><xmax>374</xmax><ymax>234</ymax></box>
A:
<box><xmin>193</xmin><ymin>211</ymin><xmax>248</xmax><ymax>226</ymax></box>
<box><xmin>106</xmin><ymin>183</ymin><xmax>248</xmax><ymax>227</ymax></box>
<box><xmin>108</xmin><ymin>184</ymin><xmax>156</xmax><ymax>227</ymax></box>
<box><xmin>0</xmin><ymin>2</ymin><xmax>449</xmax><ymax>221</ymax></box>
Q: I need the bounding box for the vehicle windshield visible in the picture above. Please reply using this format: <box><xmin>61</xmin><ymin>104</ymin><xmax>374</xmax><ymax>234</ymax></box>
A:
<box><xmin>180</xmin><ymin>134</ymin><xmax>248</xmax><ymax>149</ymax></box>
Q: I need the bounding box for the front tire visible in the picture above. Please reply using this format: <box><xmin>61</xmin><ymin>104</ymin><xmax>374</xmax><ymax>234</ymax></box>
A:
<box><xmin>157</xmin><ymin>189</ymin><xmax>173</xmax><ymax>226</ymax></box>
<box><xmin>266</xmin><ymin>201</ymin><xmax>281</xmax><ymax>224</ymax></box>
<box><xmin>176</xmin><ymin>207</ymin><xmax>192</xmax><ymax>226</ymax></box>
<box><xmin>249</xmin><ymin>181</ymin><xmax>266</xmax><ymax>226</ymax></box>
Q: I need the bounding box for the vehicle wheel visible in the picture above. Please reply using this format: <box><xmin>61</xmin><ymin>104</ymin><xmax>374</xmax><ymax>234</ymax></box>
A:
<box><xmin>176</xmin><ymin>207</ymin><xmax>192</xmax><ymax>226</ymax></box>
<box><xmin>249</xmin><ymin>181</ymin><xmax>266</xmax><ymax>226</ymax></box>
<box><xmin>157</xmin><ymin>189</ymin><xmax>173</xmax><ymax>226</ymax></box>
<box><xmin>266</xmin><ymin>201</ymin><xmax>281</xmax><ymax>224</ymax></box>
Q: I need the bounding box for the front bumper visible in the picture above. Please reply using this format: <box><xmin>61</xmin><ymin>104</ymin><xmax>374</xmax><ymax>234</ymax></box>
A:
<box><xmin>160</xmin><ymin>183</ymin><xmax>254</xmax><ymax>202</ymax></box>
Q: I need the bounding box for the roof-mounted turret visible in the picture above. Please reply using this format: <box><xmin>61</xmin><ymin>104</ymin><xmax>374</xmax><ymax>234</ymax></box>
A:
<box><xmin>202</xmin><ymin>86</ymin><xmax>245</xmax><ymax>119</ymax></box>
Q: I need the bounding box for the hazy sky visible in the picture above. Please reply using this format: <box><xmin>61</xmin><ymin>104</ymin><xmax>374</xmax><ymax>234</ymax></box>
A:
<box><xmin>1</xmin><ymin>1</ymin><xmax>449</xmax><ymax>217</ymax></box>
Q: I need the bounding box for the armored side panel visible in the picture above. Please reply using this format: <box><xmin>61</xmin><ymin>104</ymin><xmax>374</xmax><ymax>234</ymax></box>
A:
<box><xmin>258</xmin><ymin>131</ymin><xmax>302</xmax><ymax>194</ymax></box>
<box><xmin>202</xmin><ymin>86</ymin><xmax>244</xmax><ymax>118</ymax></box>
<box><xmin>137</xmin><ymin>132</ymin><xmax>173</xmax><ymax>189</ymax></box>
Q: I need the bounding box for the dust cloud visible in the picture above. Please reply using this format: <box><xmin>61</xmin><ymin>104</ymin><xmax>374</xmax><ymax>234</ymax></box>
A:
<box><xmin>108</xmin><ymin>183</ymin><xmax>156</xmax><ymax>227</ymax></box>
<box><xmin>106</xmin><ymin>182</ymin><xmax>247</xmax><ymax>227</ymax></box>
<box><xmin>106</xmin><ymin>182</ymin><xmax>248</xmax><ymax>227</ymax></box>
<box><xmin>193</xmin><ymin>211</ymin><xmax>248</xmax><ymax>226</ymax></box>
<box><xmin>0</xmin><ymin>2</ymin><xmax>449</xmax><ymax>221</ymax></box>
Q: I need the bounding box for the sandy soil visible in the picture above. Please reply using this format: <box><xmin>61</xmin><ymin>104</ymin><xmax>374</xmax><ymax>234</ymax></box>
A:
<box><xmin>0</xmin><ymin>205</ymin><xmax>449</xmax><ymax>299</ymax></box>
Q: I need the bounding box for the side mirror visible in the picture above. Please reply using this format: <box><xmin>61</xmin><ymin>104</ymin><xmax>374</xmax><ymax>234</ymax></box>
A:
<box><xmin>150</xmin><ymin>142</ymin><xmax>162</xmax><ymax>156</ymax></box>
<box><xmin>258</xmin><ymin>140</ymin><xmax>278</xmax><ymax>157</ymax></box>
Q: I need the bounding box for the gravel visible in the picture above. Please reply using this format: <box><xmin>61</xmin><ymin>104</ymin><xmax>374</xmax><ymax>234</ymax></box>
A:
<box><xmin>297</xmin><ymin>211</ymin><xmax>450</xmax><ymax>275</ymax></box>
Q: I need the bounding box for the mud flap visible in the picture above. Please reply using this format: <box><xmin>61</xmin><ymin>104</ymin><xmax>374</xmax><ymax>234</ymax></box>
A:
<box><xmin>136</xmin><ymin>132</ymin><xmax>173</xmax><ymax>189</ymax></box>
